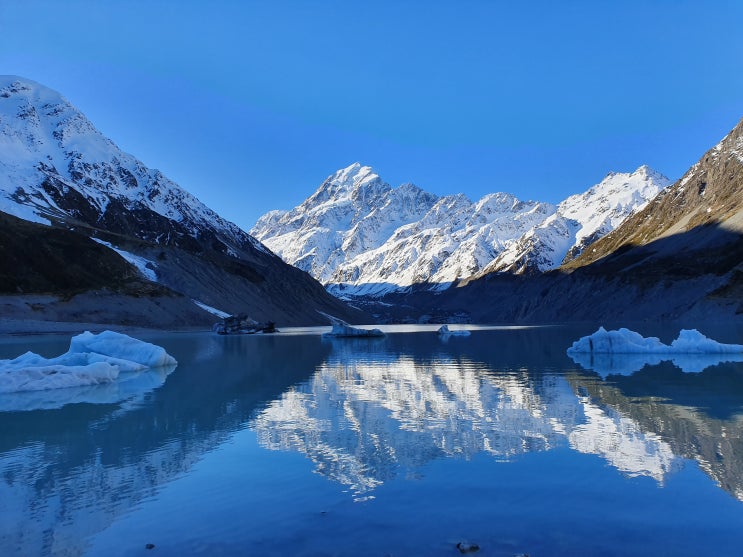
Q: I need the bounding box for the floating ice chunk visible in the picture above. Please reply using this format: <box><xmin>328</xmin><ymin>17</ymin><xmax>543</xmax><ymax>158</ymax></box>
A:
<box><xmin>0</xmin><ymin>330</ymin><xmax>177</xmax><ymax>396</ymax></box>
<box><xmin>669</xmin><ymin>329</ymin><xmax>743</xmax><ymax>354</ymax></box>
<box><xmin>567</xmin><ymin>327</ymin><xmax>667</xmax><ymax>354</ymax></box>
<box><xmin>319</xmin><ymin>312</ymin><xmax>385</xmax><ymax>338</ymax></box>
<box><xmin>438</xmin><ymin>325</ymin><xmax>471</xmax><ymax>337</ymax></box>
<box><xmin>323</xmin><ymin>322</ymin><xmax>385</xmax><ymax>338</ymax></box>
<box><xmin>568</xmin><ymin>327</ymin><xmax>743</xmax><ymax>355</ymax></box>
<box><xmin>567</xmin><ymin>327</ymin><xmax>743</xmax><ymax>375</ymax></box>
<box><xmin>69</xmin><ymin>330</ymin><xmax>177</xmax><ymax>368</ymax></box>
<box><xmin>0</xmin><ymin>362</ymin><xmax>119</xmax><ymax>394</ymax></box>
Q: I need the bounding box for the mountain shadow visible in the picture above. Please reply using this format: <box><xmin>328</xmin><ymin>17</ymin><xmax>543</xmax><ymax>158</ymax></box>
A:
<box><xmin>366</xmin><ymin>222</ymin><xmax>743</xmax><ymax>325</ymax></box>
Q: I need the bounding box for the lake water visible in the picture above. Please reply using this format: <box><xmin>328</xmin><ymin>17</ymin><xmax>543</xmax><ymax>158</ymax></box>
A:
<box><xmin>2</xmin><ymin>325</ymin><xmax>743</xmax><ymax>556</ymax></box>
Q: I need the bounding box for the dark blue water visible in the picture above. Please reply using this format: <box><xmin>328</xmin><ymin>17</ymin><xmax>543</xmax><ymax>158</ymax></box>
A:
<box><xmin>2</xmin><ymin>325</ymin><xmax>743</xmax><ymax>556</ymax></box>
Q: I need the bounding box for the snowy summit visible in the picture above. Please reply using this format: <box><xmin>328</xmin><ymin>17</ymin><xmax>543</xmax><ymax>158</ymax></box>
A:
<box><xmin>252</xmin><ymin>162</ymin><xmax>670</xmax><ymax>296</ymax></box>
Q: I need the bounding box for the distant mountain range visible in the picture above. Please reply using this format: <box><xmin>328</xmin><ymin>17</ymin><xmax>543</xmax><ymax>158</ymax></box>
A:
<box><xmin>251</xmin><ymin>112</ymin><xmax>742</xmax><ymax>324</ymax></box>
<box><xmin>252</xmin><ymin>163</ymin><xmax>669</xmax><ymax>297</ymax></box>
<box><xmin>0</xmin><ymin>76</ymin><xmax>361</xmax><ymax>327</ymax></box>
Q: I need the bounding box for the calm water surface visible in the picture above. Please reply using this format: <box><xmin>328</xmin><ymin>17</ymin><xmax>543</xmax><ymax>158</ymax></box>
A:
<box><xmin>2</xmin><ymin>325</ymin><xmax>743</xmax><ymax>556</ymax></box>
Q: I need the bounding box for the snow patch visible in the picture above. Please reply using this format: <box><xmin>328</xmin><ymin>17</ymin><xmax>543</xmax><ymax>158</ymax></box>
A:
<box><xmin>91</xmin><ymin>238</ymin><xmax>157</xmax><ymax>281</ymax></box>
<box><xmin>192</xmin><ymin>299</ymin><xmax>231</xmax><ymax>318</ymax></box>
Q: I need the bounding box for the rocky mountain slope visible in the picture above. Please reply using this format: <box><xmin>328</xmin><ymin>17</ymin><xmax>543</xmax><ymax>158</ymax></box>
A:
<box><xmin>252</xmin><ymin>163</ymin><xmax>668</xmax><ymax>296</ymax></box>
<box><xmin>566</xmin><ymin>118</ymin><xmax>743</xmax><ymax>270</ymax></box>
<box><xmin>408</xmin><ymin>117</ymin><xmax>743</xmax><ymax>324</ymax></box>
<box><xmin>0</xmin><ymin>76</ymin><xmax>362</xmax><ymax>327</ymax></box>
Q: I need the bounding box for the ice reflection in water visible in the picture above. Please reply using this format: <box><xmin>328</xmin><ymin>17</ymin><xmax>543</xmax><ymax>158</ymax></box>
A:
<box><xmin>252</xmin><ymin>338</ymin><xmax>681</xmax><ymax>499</ymax></box>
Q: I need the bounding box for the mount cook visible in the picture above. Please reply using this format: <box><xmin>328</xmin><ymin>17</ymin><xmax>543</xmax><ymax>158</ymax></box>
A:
<box><xmin>252</xmin><ymin>163</ymin><xmax>670</xmax><ymax>296</ymax></box>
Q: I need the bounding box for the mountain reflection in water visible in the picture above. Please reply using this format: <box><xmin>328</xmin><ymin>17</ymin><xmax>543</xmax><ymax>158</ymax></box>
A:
<box><xmin>251</xmin><ymin>334</ymin><xmax>743</xmax><ymax>499</ymax></box>
<box><xmin>2</xmin><ymin>328</ymin><xmax>743</xmax><ymax>556</ymax></box>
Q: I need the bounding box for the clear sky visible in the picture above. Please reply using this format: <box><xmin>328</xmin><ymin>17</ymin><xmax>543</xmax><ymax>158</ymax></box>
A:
<box><xmin>1</xmin><ymin>0</ymin><xmax>742</xmax><ymax>231</ymax></box>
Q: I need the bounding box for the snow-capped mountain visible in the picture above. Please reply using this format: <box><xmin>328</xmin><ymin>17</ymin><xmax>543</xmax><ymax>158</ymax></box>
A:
<box><xmin>567</xmin><ymin>117</ymin><xmax>743</xmax><ymax>270</ymax></box>
<box><xmin>252</xmin><ymin>163</ymin><xmax>669</xmax><ymax>296</ymax></box>
<box><xmin>0</xmin><ymin>76</ymin><xmax>258</xmax><ymax>253</ymax></box>
<box><xmin>253</xmin><ymin>164</ymin><xmax>439</xmax><ymax>285</ymax></box>
<box><xmin>0</xmin><ymin>76</ymin><xmax>361</xmax><ymax>326</ymax></box>
<box><xmin>481</xmin><ymin>165</ymin><xmax>671</xmax><ymax>275</ymax></box>
<box><xmin>438</xmin><ymin>117</ymin><xmax>743</xmax><ymax>325</ymax></box>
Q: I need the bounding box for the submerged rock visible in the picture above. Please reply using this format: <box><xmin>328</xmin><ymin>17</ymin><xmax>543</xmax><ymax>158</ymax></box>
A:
<box><xmin>456</xmin><ymin>541</ymin><xmax>480</xmax><ymax>553</ymax></box>
<box><xmin>213</xmin><ymin>313</ymin><xmax>278</xmax><ymax>335</ymax></box>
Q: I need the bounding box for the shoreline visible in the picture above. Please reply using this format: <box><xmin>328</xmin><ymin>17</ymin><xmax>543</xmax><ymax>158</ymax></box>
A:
<box><xmin>0</xmin><ymin>319</ymin><xmax>210</xmax><ymax>337</ymax></box>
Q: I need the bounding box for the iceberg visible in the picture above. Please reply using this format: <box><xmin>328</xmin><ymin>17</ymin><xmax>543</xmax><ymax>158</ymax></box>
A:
<box><xmin>0</xmin><ymin>330</ymin><xmax>177</xmax><ymax>397</ymax></box>
<box><xmin>567</xmin><ymin>327</ymin><xmax>743</xmax><ymax>375</ymax></box>
<box><xmin>68</xmin><ymin>330</ymin><xmax>177</xmax><ymax>367</ymax></box>
<box><xmin>437</xmin><ymin>325</ymin><xmax>471</xmax><ymax>337</ymax></box>
<box><xmin>319</xmin><ymin>312</ymin><xmax>385</xmax><ymax>338</ymax></box>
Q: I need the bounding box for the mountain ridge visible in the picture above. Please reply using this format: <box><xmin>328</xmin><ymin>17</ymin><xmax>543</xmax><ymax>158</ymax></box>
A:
<box><xmin>252</xmin><ymin>161</ymin><xmax>670</xmax><ymax>295</ymax></box>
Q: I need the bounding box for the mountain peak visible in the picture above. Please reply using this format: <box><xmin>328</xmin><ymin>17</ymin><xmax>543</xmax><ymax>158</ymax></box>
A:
<box><xmin>305</xmin><ymin>163</ymin><xmax>385</xmax><ymax>207</ymax></box>
<box><xmin>330</xmin><ymin>162</ymin><xmax>379</xmax><ymax>188</ymax></box>
<box><xmin>0</xmin><ymin>76</ymin><xmax>364</xmax><ymax>326</ymax></box>
<box><xmin>255</xmin><ymin>159</ymin><xmax>669</xmax><ymax>293</ymax></box>
<box><xmin>0</xmin><ymin>75</ymin><xmax>69</xmax><ymax>107</ymax></box>
<box><xmin>631</xmin><ymin>164</ymin><xmax>669</xmax><ymax>183</ymax></box>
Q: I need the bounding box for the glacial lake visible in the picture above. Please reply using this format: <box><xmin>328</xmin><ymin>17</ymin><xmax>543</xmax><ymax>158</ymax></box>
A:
<box><xmin>2</xmin><ymin>324</ymin><xmax>743</xmax><ymax>556</ymax></box>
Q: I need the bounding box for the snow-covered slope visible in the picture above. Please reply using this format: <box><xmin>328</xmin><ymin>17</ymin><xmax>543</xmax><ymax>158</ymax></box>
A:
<box><xmin>0</xmin><ymin>76</ymin><xmax>362</xmax><ymax>325</ymax></box>
<box><xmin>483</xmin><ymin>166</ymin><xmax>670</xmax><ymax>274</ymax></box>
<box><xmin>252</xmin><ymin>163</ymin><xmax>669</xmax><ymax>296</ymax></box>
<box><xmin>0</xmin><ymin>76</ymin><xmax>262</xmax><ymax>253</ymax></box>
<box><xmin>253</xmin><ymin>164</ymin><xmax>439</xmax><ymax>285</ymax></box>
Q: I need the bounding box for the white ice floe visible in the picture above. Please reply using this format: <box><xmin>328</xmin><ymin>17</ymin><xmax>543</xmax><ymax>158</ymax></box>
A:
<box><xmin>437</xmin><ymin>325</ymin><xmax>471</xmax><ymax>337</ymax></box>
<box><xmin>0</xmin><ymin>331</ymin><xmax>177</xmax><ymax>397</ymax></box>
<box><xmin>69</xmin><ymin>331</ymin><xmax>177</xmax><ymax>368</ymax></box>
<box><xmin>319</xmin><ymin>312</ymin><xmax>385</xmax><ymax>338</ymax></box>
<box><xmin>567</xmin><ymin>327</ymin><xmax>743</xmax><ymax>375</ymax></box>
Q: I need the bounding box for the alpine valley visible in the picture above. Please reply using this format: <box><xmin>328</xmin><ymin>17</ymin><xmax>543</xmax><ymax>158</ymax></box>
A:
<box><xmin>1</xmin><ymin>75</ymin><xmax>741</xmax><ymax>329</ymax></box>
<box><xmin>254</xmin><ymin>119</ymin><xmax>743</xmax><ymax>325</ymax></box>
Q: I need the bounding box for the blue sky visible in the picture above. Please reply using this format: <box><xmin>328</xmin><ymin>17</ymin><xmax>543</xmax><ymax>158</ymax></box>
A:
<box><xmin>1</xmin><ymin>0</ymin><xmax>742</xmax><ymax>230</ymax></box>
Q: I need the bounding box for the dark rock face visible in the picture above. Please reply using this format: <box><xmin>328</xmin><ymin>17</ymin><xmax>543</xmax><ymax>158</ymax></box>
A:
<box><xmin>0</xmin><ymin>211</ymin><xmax>142</xmax><ymax>295</ymax></box>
